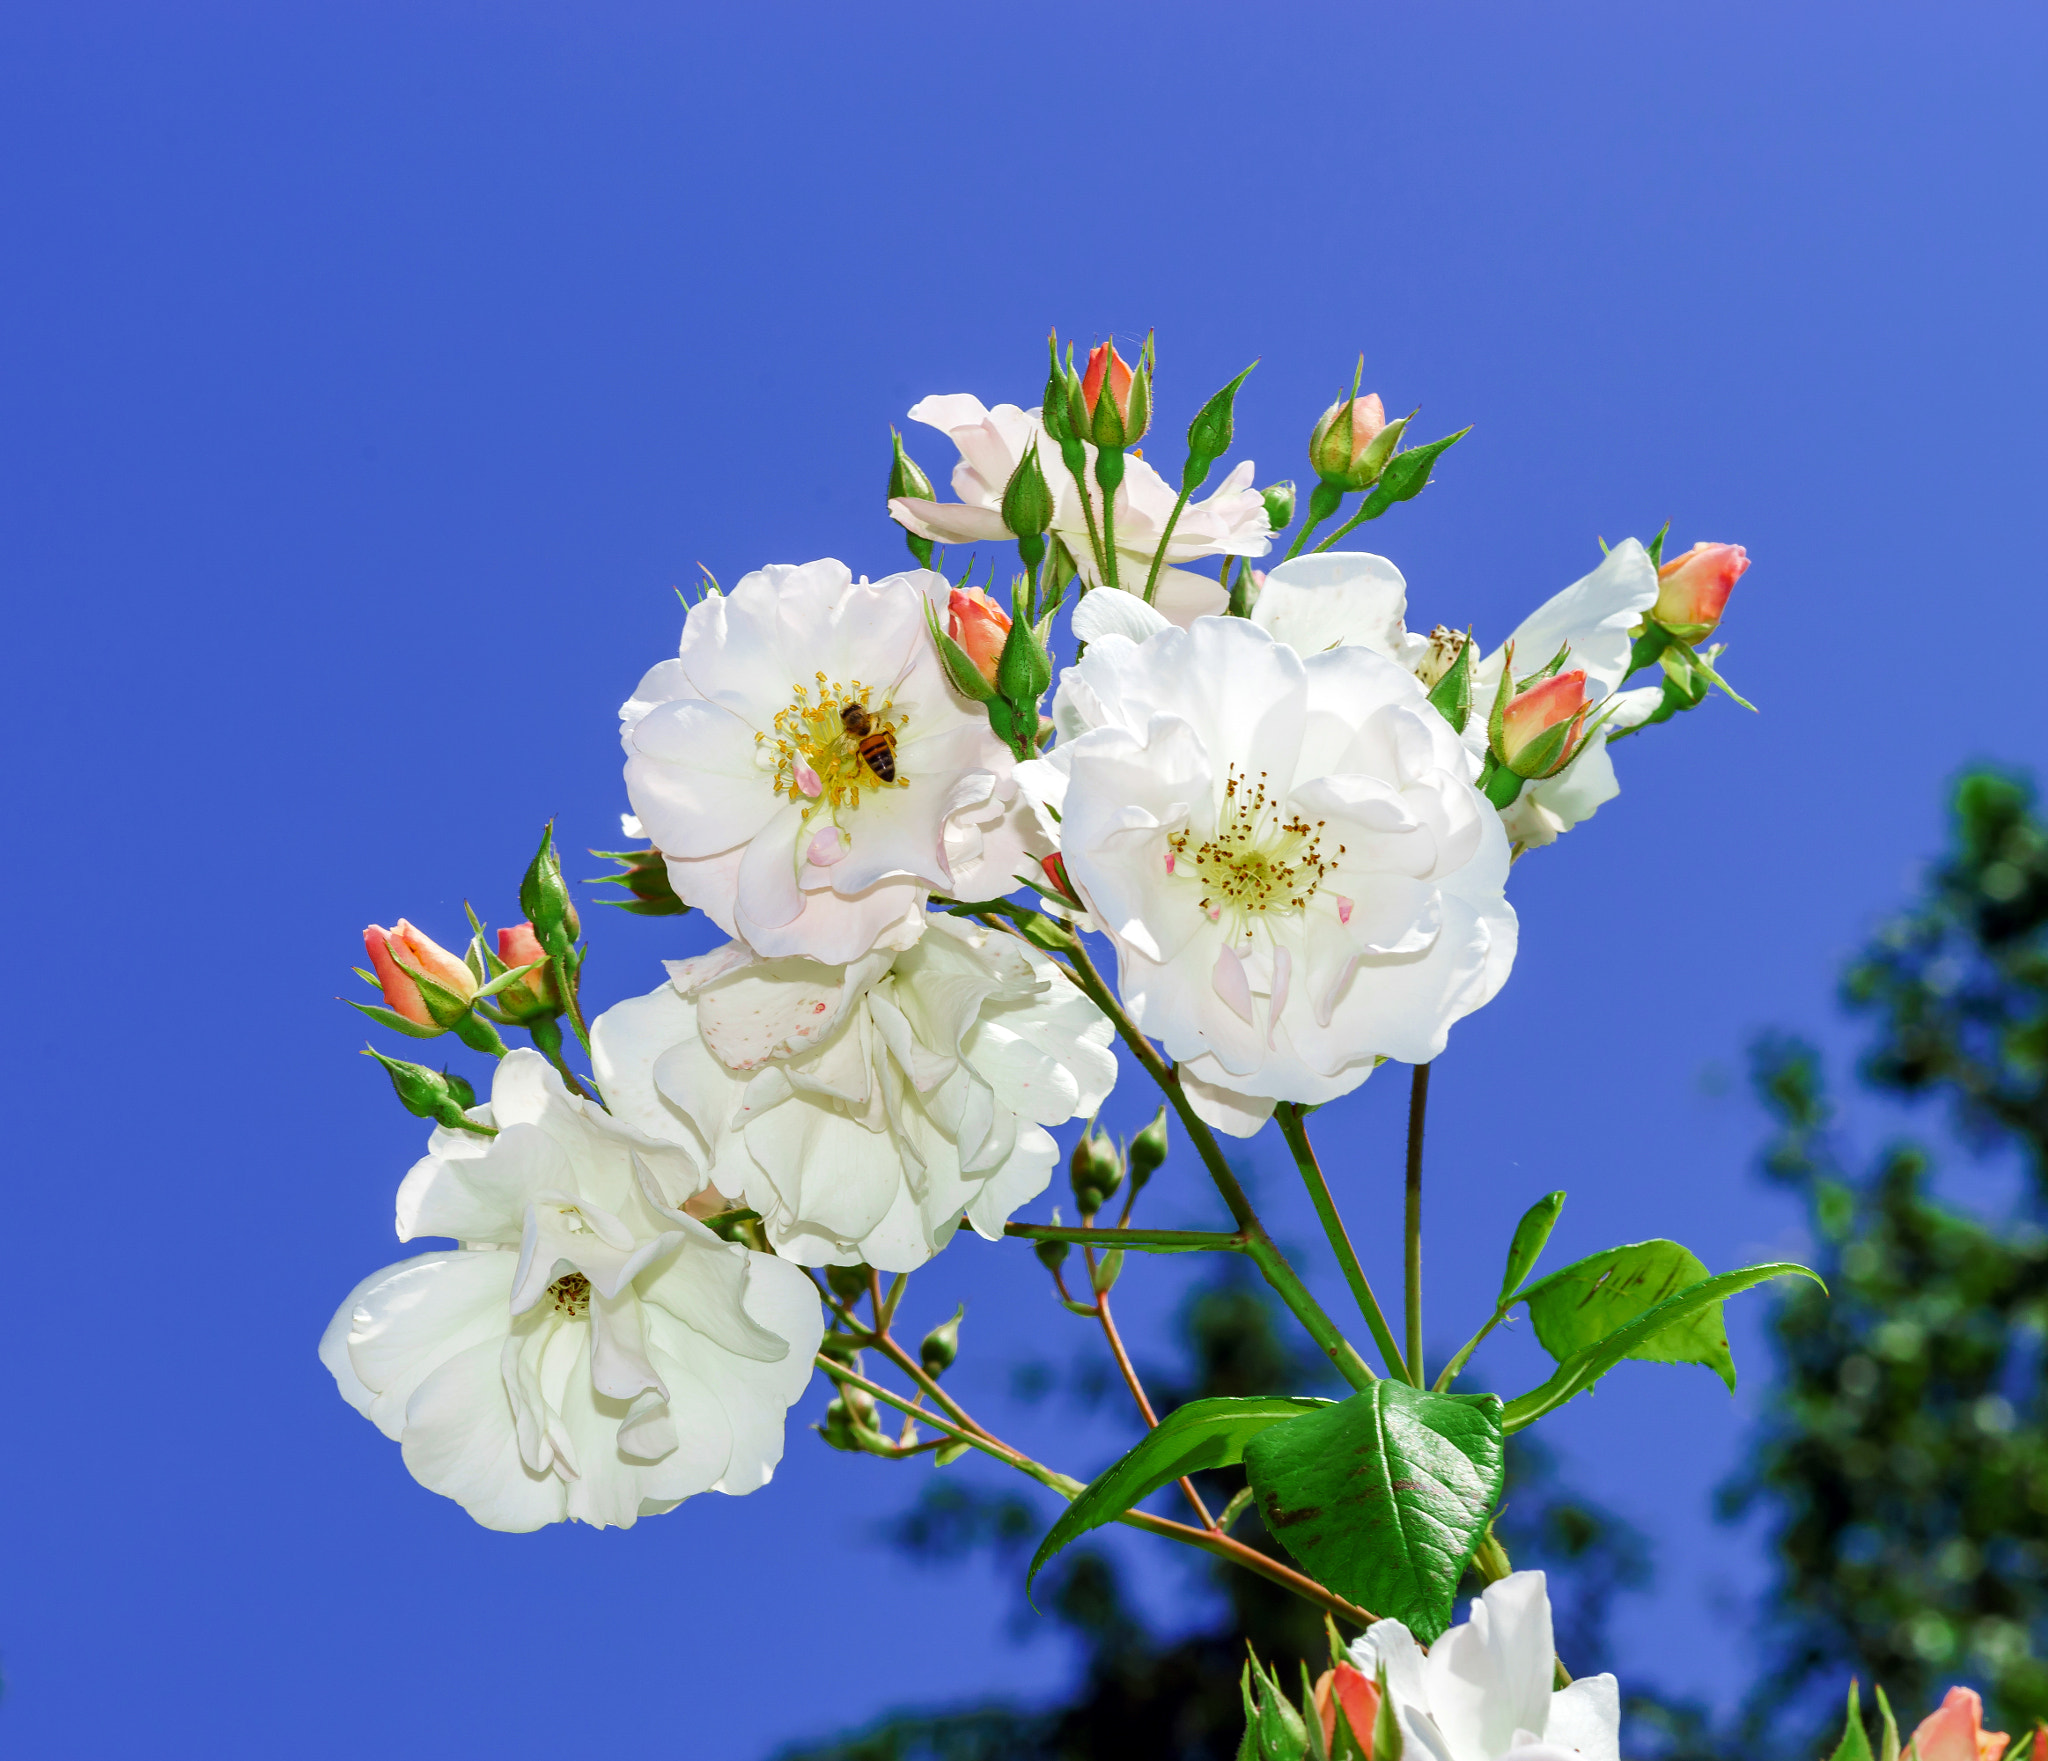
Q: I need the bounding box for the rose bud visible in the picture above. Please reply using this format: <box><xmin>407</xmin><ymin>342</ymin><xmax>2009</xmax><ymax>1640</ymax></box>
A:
<box><xmin>1312</xmin><ymin>1662</ymin><xmax>1382</xmax><ymax>1757</ymax></box>
<box><xmin>493</xmin><ymin>920</ymin><xmax>561</xmax><ymax>1023</ymax></box>
<box><xmin>363</xmin><ymin>920</ymin><xmax>477</xmax><ymax>1031</ymax></box>
<box><xmin>1912</xmin><ymin>1688</ymin><xmax>2011</xmax><ymax>1761</ymax></box>
<box><xmin>1652</xmin><ymin>541</ymin><xmax>1749</xmax><ymax>642</ymax></box>
<box><xmin>1309</xmin><ymin>383</ymin><xmax>1408</xmax><ymax>491</ymax></box>
<box><xmin>1078</xmin><ymin>338</ymin><xmax>1152</xmax><ymax>447</ymax></box>
<box><xmin>1498</xmin><ymin>668</ymin><xmax>1591</xmax><ymax>780</ymax></box>
<box><xmin>947</xmin><ymin>586</ymin><xmax>1012</xmax><ymax>690</ymax></box>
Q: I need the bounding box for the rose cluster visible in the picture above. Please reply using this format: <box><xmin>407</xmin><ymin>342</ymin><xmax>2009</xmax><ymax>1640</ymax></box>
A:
<box><xmin>322</xmin><ymin>333</ymin><xmax>1750</xmax><ymax>1567</ymax></box>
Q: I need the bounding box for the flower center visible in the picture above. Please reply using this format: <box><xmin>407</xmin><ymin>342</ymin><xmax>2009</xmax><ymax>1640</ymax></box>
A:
<box><xmin>758</xmin><ymin>673</ymin><xmax>908</xmax><ymax>820</ymax></box>
<box><xmin>1167</xmin><ymin>767</ymin><xmax>1343</xmax><ymax>934</ymax></box>
<box><xmin>548</xmin><ymin>1272</ymin><xmax>591</xmax><ymax>1317</ymax></box>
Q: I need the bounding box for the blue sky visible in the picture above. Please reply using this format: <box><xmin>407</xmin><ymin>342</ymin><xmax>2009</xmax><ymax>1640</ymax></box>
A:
<box><xmin>5</xmin><ymin>4</ymin><xmax>2047</xmax><ymax>1756</ymax></box>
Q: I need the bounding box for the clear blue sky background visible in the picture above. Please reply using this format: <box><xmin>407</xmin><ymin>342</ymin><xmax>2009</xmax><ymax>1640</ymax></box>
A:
<box><xmin>5</xmin><ymin>5</ymin><xmax>2046</xmax><ymax>1756</ymax></box>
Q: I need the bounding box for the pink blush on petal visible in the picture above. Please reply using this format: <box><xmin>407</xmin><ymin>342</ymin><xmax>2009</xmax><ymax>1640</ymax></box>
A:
<box><xmin>1335</xmin><ymin>895</ymin><xmax>1354</xmax><ymax>926</ymax></box>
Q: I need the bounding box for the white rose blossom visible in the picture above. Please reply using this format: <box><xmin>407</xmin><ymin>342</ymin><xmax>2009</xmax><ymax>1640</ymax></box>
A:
<box><xmin>1348</xmin><ymin>1572</ymin><xmax>1621</xmax><ymax>1761</ymax></box>
<box><xmin>622</xmin><ymin>558</ymin><xmax>1034</xmax><ymax>966</ymax></box>
<box><xmin>319</xmin><ymin>1050</ymin><xmax>822</xmax><ymax>1532</ymax></box>
<box><xmin>1023</xmin><ymin>604</ymin><xmax>1515</xmax><ymax>1137</ymax></box>
<box><xmin>1244</xmin><ymin>543</ymin><xmax>1664</xmax><ymax>850</ymax></box>
<box><xmin>591</xmin><ymin>913</ymin><xmax>1118</xmax><ymax>1272</ymax></box>
<box><xmin>887</xmin><ymin>394</ymin><xmax>1271</xmax><ymax>629</ymax></box>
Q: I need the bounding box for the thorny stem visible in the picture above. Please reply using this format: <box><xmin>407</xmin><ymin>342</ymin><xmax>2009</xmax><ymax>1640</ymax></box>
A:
<box><xmin>1052</xmin><ymin>937</ymin><xmax>1376</xmax><ymax>1393</ymax></box>
<box><xmin>1405</xmin><ymin>1064</ymin><xmax>1431</xmax><ymax>1390</ymax></box>
<box><xmin>1275</xmin><ymin>1104</ymin><xmax>1411</xmax><ymax>1384</ymax></box>
<box><xmin>816</xmin><ymin>1355</ymin><xmax>1379</xmax><ymax>1630</ymax></box>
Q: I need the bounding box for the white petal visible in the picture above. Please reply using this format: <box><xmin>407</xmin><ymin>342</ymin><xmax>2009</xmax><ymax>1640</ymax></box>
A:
<box><xmin>1253</xmin><ymin>551</ymin><xmax>1412</xmax><ymax>659</ymax></box>
<box><xmin>1543</xmin><ymin>1674</ymin><xmax>1621</xmax><ymax>1761</ymax></box>
<box><xmin>1176</xmin><ymin>1065</ymin><xmax>1276</xmax><ymax>1138</ymax></box>
<box><xmin>400</xmin><ymin>1336</ymin><xmax>566</xmax><ymax>1532</ymax></box>
<box><xmin>1501</xmin><ymin>539</ymin><xmax>1658</xmax><ymax>700</ymax></box>
<box><xmin>1072</xmin><ymin>586</ymin><xmax>1173</xmax><ymax>645</ymax></box>
<box><xmin>1424</xmin><ymin>1572</ymin><xmax>1559</xmax><ymax>1761</ymax></box>
<box><xmin>339</xmin><ymin>1251</ymin><xmax>516</xmax><ymax>1440</ymax></box>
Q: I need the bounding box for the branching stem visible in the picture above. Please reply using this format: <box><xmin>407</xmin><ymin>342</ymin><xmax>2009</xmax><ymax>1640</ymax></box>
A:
<box><xmin>1276</xmin><ymin>1103</ymin><xmax>1410</xmax><ymax>1384</ymax></box>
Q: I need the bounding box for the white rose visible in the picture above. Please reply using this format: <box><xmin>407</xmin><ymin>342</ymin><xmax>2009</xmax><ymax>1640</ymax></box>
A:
<box><xmin>591</xmin><ymin>914</ymin><xmax>1118</xmax><ymax>1272</ymax></box>
<box><xmin>622</xmin><ymin>558</ymin><xmax>1032</xmax><ymax>965</ymax></box>
<box><xmin>1023</xmin><ymin>611</ymin><xmax>1514</xmax><ymax>1137</ymax></box>
<box><xmin>1349</xmin><ymin>1571</ymin><xmax>1621</xmax><ymax>1761</ymax></box>
<box><xmin>319</xmin><ymin>1050</ymin><xmax>821</xmax><ymax>1531</ymax></box>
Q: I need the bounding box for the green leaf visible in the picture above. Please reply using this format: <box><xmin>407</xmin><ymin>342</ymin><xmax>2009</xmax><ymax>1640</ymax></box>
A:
<box><xmin>1500</xmin><ymin>1191</ymin><xmax>1566</xmax><ymax>1300</ymax></box>
<box><xmin>1522</xmin><ymin>1239</ymin><xmax>1737</xmax><ymax>1391</ymax></box>
<box><xmin>1831</xmin><ymin>1681</ymin><xmax>1874</xmax><ymax>1761</ymax></box>
<box><xmin>1026</xmin><ymin>1396</ymin><xmax>1332</xmax><ymax>1597</ymax></box>
<box><xmin>1503</xmin><ymin>1261</ymin><xmax>1823</xmax><ymax>1432</ymax></box>
<box><xmin>1242</xmin><ymin>1380</ymin><xmax>1506</xmax><ymax>1641</ymax></box>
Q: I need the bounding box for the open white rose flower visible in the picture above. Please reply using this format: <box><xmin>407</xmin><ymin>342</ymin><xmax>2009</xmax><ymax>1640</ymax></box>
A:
<box><xmin>1348</xmin><ymin>1571</ymin><xmax>1621</xmax><ymax>1761</ymax></box>
<box><xmin>1247</xmin><ymin>543</ymin><xmax>1664</xmax><ymax>850</ymax></box>
<box><xmin>1024</xmin><ymin>604</ymin><xmax>1515</xmax><ymax>1136</ymax></box>
<box><xmin>319</xmin><ymin>1049</ymin><xmax>823</xmax><ymax>1532</ymax></box>
<box><xmin>887</xmin><ymin>394</ymin><xmax>1271</xmax><ymax>628</ymax></box>
<box><xmin>591</xmin><ymin>914</ymin><xmax>1118</xmax><ymax>1271</ymax></box>
<box><xmin>621</xmin><ymin>557</ymin><xmax>1032</xmax><ymax>965</ymax></box>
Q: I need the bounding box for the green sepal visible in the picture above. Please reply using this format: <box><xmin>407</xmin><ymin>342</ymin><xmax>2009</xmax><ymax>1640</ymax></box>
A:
<box><xmin>1502</xmin><ymin>1261</ymin><xmax>1823</xmax><ymax>1432</ymax></box>
<box><xmin>345</xmin><ymin>996</ymin><xmax>449</xmax><ymax>1041</ymax></box>
<box><xmin>586</xmin><ymin>846</ymin><xmax>690</xmax><ymax>918</ymax></box>
<box><xmin>934</xmin><ymin>1438</ymin><xmax>971</xmax><ymax>1467</ymax></box>
<box><xmin>1645</xmin><ymin>519</ymin><xmax>1672</xmax><ymax>569</ymax></box>
<box><xmin>1426</xmin><ymin>634</ymin><xmax>1473</xmax><ymax>734</ymax></box>
<box><xmin>1243</xmin><ymin>1380</ymin><xmax>1507</xmax><ymax>1642</ymax></box>
<box><xmin>922</xmin><ymin>595</ymin><xmax>998</xmax><ymax>702</ymax></box>
<box><xmin>1499</xmin><ymin>1191</ymin><xmax>1566</xmax><ymax>1300</ymax></box>
<box><xmin>1831</xmin><ymin>1681</ymin><xmax>1875</xmax><ymax>1761</ymax></box>
<box><xmin>1503</xmin><ymin>713</ymin><xmax>1580</xmax><ymax>782</ymax></box>
<box><xmin>452</xmin><ymin>1012</ymin><xmax>511</xmax><ymax>1057</ymax></box>
<box><xmin>1182</xmin><ymin>361</ymin><xmax>1258</xmax><ymax>493</ymax></box>
<box><xmin>473</xmin><ymin>959</ymin><xmax>546</xmax><ymax>1001</ymax></box>
<box><xmin>1477</xmin><ymin>753</ymin><xmax>1524</xmax><ymax>810</ymax></box>
<box><xmin>1875</xmin><ymin>1686</ymin><xmax>1901</xmax><ymax>1761</ymax></box>
<box><xmin>1090</xmin><ymin>1248</ymin><xmax>1124</xmax><ymax>1295</ymax></box>
<box><xmin>1025</xmin><ymin>1396</ymin><xmax>1334</xmax><ymax>1598</ymax></box>
<box><xmin>1626</xmin><ymin>626</ymin><xmax>1671</xmax><ymax>679</ymax></box>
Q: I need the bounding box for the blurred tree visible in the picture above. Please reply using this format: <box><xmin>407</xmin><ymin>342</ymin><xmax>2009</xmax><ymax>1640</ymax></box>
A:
<box><xmin>1715</xmin><ymin>768</ymin><xmax>2048</xmax><ymax>1756</ymax></box>
<box><xmin>770</xmin><ymin>1263</ymin><xmax>1652</xmax><ymax>1761</ymax></box>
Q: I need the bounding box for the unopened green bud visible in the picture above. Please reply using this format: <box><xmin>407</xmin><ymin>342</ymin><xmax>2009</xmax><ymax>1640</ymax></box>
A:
<box><xmin>1260</xmin><ymin>480</ymin><xmax>1296</xmax><ymax>533</ymax></box>
<box><xmin>825</xmin><ymin>1263</ymin><xmax>873</xmax><ymax>1306</ymax></box>
<box><xmin>1034</xmin><ymin>1236</ymin><xmax>1070</xmax><ymax>1274</ymax></box>
<box><xmin>1000</xmin><ymin>445</ymin><xmax>1055</xmax><ymax>537</ymax></box>
<box><xmin>920</xmin><ymin>1305</ymin><xmax>963</xmax><ymax>1378</ymax></box>
<box><xmin>819</xmin><ymin>1331</ymin><xmax>866</xmax><ymax>1368</ymax></box>
<box><xmin>819</xmin><ymin>1387</ymin><xmax>879</xmax><ymax>1451</ymax></box>
<box><xmin>1069</xmin><ymin>1125</ymin><xmax>1123</xmax><ymax>1216</ymax></box>
<box><xmin>888</xmin><ymin>427</ymin><xmax>935</xmax><ymax>504</ymax></box>
<box><xmin>1128</xmin><ymin>1106</ymin><xmax>1169</xmax><ymax>1189</ymax></box>
<box><xmin>364</xmin><ymin>1046</ymin><xmax>488</xmax><ymax>1134</ymax></box>
<box><xmin>519</xmin><ymin>822</ymin><xmax>581</xmax><ymax>947</ymax></box>
<box><xmin>1182</xmin><ymin>361</ymin><xmax>1256</xmax><ymax>492</ymax></box>
<box><xmin>1309</xmin><ymin>386</ymin><xmax>1406</xmax><ymax>492</ymax></box>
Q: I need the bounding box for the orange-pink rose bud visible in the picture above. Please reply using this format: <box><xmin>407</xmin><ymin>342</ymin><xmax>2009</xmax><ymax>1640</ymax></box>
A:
<box><xmin>1309</xmin><ymin>389</ymin><xmax>1405</xmax><ymax>491</ymax></box>
<box><xmin>1312</xmin><ymin>1662</ymin><xmax>1381</xmax><ymax>1755</ymax></box>
<box><xmin>1500</xmin><ymin>668</ymin><xmax>1591</xmax><ymax>777</ymax></box>
<box><xmin>947</xmin><ymin>586</ymin><xmax>1012</xmax><ymax>689</ymax></box>
<box><xmin>1073</xmin><ymin>338</ymin><xmax>1151</xmax><ymax>446</ymax></box>
<box><xmin>1653</xmin><ymin>542</ymin><xmax>1749</xmax><ymax>642</ymax></box>
<box><xmin>1912</xmin><ymin>1688</ymin><xmax>2011</xmax><ymax>1761</ymax></box>
<box><xmin>1081</xmin><ymin>342</ymin><xmax>1135</xmax><ymax>425</ymax></box>
<box><xmin>494</xmin><ymin>920</ymin><xmax>560</xmax><ymax>1021</ymax></box>
<box><xmin>364</xmin><ymin>920</ymin><xmax>477</xmax><ymax>1030</ymax></box>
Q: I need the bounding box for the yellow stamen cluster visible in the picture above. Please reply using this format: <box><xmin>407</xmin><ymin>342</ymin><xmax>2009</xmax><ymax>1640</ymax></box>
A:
<box><xmin>549</xmin><ymin>1272</ymin><xmax>591</xmax><ymax>1318</ymax></box>
<box><xmin>754</xmin><ymin>672</ymin><xmax>908</xmax><ymax>819</ymax></box>
<box><xmin>1166</xmin><ymin>767</ymin><xmax>1344</xmax><ymax>939</ymax></box>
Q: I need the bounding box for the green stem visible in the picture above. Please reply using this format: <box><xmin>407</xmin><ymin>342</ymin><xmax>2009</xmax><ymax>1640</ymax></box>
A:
<box><xmin>1139</xmin><ymin>483</ymin><xmax>1194</xmax><ymax>604</ymax></box>
<box><xmin>1095</xmin><ymin>451</ymin><xmax>1123</xmax><ymax>590</ymax></box>
<box><xmin>817</xmin><ymin>1356</ymin><xmax>1378</xmax><ymax>1626</ymax></box>
<box><xmin>528</xmin><ymin>1016</ymin><xmax>596</xmax><ymax>1104</ymax></box>
<box><xmin>1432</xmin><ymin>1301</ymin><xmax>1510</xmax><ymax>1392</ymax></box>
<box><xmin>1404</xmin><ymin>1063</ymin><xmax>1431</xmax><ymax>1390</ymax></box>
<box><xmin>1282</xmin><ymin>481</ymin><xmax>1344</xmax><ymax>559</ymax></box>
<box><xmin>1054</xmin><ymin>940</ymin><xmax>1376</xmax><ymax>1393</ymax></box>
<box><xmin>1004</xmin><ymin>1222</ymin><xmax>1244</xmax><ymax>1254</ymax></box>
<box><xmin>1312</xmin><ymin>498</ymin><xmax>1385</xmax><ymax>554</ymax></box>
<box><xmin>1275</xmin><ymin>1104</ymin><xmax>1410</xmax><ymax>1383</ymax></box>
<box><xmin>1060</xmin><ymin>440</ymin><xmax>1111</xmax><ymax>582</ymax></box>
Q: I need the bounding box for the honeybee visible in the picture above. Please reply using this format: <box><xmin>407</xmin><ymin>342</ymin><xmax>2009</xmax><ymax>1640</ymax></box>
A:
<box><xmin>840</xmin><ymin>701</ymin><xmax>898</xmax><ymax>783</ymax></box>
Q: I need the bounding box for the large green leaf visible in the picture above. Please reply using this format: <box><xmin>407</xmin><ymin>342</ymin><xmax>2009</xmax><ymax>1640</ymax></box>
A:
<box><xmin>1521</xmin><ymin>1238</ymin><xmax>1736</xmax><ymax>1390</ymax></box>
<box><xmin>1026</xmin><ymin>1396</ymin><xmax>1330</xmax><ymax>1597</ymax></box>
<box><xmin>1503</xmin><ymin>1261</ymin><xmax>1822</xmax><ymax>1432</ymax></box>
<box><xmin>1241</xmin><ymin>1380</ymin><xmax>1505</xmax><ymax>1641</ymax></box>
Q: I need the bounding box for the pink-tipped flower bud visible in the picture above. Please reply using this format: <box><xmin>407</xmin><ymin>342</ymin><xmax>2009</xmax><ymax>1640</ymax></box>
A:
<box><xmin>493</xmin><ymin>920</ymin><xmax>561</xmax><ymax>1023</ymax></box>
<box><xmin>1313</xmin><ymin>1663</ymin><xmax>1382</xmax><ymax>1756</ymax></box>
<box><xmin>1076</xmin><ymin>339</ymin><xmax>1152</xmax><ymax>447</ymax></box>
<box><xmin>947</xmin><ymin>586</ymin><xmax>1012</xmax><ymax>690</ymax></box>
<box><xmin>1309</xmin><ymin>389</ymin><xmax>1405</xmax><ymax>490</ymax></box>
<box><xmin>1653</xmin><ymin>542</ymin><xmax>1749</xmax><ymax>642</ymax></box>
<box><xmin>364</xmin><ymin>920</ymin><xmax>477</xmax><ymax>1030</ymax></box>
<box><xmin>1499</xmin><ymin>668</ymin><xmax>1591</xmax><ymax>779</ymax></box>
<box><xmin>1912</xmin><ymin>1688</ymin><xmax>2011</xmax><ymax>1761</ymax></box>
